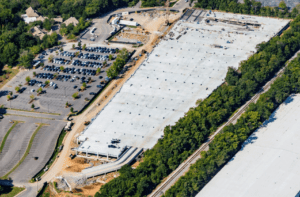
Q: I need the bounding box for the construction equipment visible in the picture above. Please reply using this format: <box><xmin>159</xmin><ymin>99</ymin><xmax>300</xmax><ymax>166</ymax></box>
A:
<box><xmin>164</xmin><ymin>0</ymin><xmax>170</xmax><ymax>26</ymax></box>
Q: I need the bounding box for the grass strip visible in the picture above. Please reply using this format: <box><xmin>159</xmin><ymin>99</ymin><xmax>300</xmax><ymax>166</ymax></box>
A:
<box><xmin>1</xmin><ymin>123</ymin><xmax>47</xmax><ymax>179</ymax></box>
<box><xmin>0</xmin><ymin>68</ymin><xmax>19</xmax><ymax>89</ymax></box>
<box><xmin>0</xmin><ymin>121</ymin><xmax>20</xmax><ymax>153</ymax></box>
<box><xmin>170</xmin><ymin>0</ymin><xmax>178</xmax><ymax>7</ymax></box>
<box><xmin>6</xmin><ymin>108</ymin><xmax>60</xmax><ymax>116</ymax></box>
<box><xmin>4</xmin><ymin>113</ymin><xmax>55</xmax><ymax>120</ymax></box>
<box><xmin>31</xmin><ymin>129</ymin><xmax>67</xmax><ymax>181</ymax></box>
<box><xmin>0</xmin><ymin>186</ymin><xmax>25</xmax><ymax>197</ymax></box>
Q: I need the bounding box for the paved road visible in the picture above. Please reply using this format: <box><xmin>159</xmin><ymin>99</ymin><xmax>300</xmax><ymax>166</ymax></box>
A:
<box><xmin>149</xmin><ymin>50</ymin><xmax>300</xmax><ymax>197</ymax></box>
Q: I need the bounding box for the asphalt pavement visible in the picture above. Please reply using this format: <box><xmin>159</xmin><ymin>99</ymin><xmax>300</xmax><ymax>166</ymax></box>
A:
<box><xmin>0</xmin><ymin>117</ymin><xmax>37</xmax><ymax>177</ymax></box>
<box><xmin>10</xmin><ymin>119</ymin><xmax>66</xmax><ymax>183</ymax></box>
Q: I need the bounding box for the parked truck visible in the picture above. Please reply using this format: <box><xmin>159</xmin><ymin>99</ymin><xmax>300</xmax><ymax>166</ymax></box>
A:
<box><xmin>65</xmin><ymin>121</ymin><xmax>72</xmax><ymax>131</ymax></box>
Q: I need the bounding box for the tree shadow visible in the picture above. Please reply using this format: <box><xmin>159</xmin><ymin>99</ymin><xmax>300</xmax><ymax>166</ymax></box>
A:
<box><xmin>0</xmin><ymin>108</ymin><xmax>7</xmax><ymax>114</ymax></box>
<box><xmin>0</xmin><ymin>186</ymin><xmax>14</xmax><ymax>194</ymax></box>
<box><xmin>283</xmin><ymin>94</ymin><xmax>295</xmax><ymax>105</ymax></box>
<box><xmin>0</xmin><ymin>90</ymin><xmax>10</xmax><ymax>98</ymax></box>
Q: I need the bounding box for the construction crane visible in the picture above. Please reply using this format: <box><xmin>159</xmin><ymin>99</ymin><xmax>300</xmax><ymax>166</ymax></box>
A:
<box><xmin>164</xmin><ymin>0</ymin><xmax>170</xmax><ymax>26</ymax></box>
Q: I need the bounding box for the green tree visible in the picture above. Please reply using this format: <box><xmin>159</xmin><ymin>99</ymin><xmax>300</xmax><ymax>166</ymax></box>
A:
<box><xmin>1</xmin><ymin>42</ymin><xmax>18</xmax><ymax>66</ymax></box>
<box><xmin>96</xmin><ymin>67</ymin><xmax>101</xmax><ymax>75</ymax></box>
<box><xmin>67</xmin><ymin>23</ymin><xmax>74</xmax><ymax>33</ymax></box>
<box><xmin>18</xmin><ymin>51</ymin><xmax>34</xmax><ymax>68</ymax></box>
<box><xmin>48</xmin><ymin>55</ymin><xmax>54</xmax><ymax>62</ymax></box>
<box><xmin>45</xmin><ymin>80</ymin><xmax>50</xmax><ymax>85</ymax></box>
<box><xmin>72</xmin><ymin>44</ymin><xmax>75</xmax><ymax>49</ymax></box>
<box><xmin>31</xmin><ymin>103</ymin><xmax>35</xmax><ymax>109</ymax></box>
<box><xmin>33</xmin><ymin>72</ymin><xmax>36</xmax><ymax>76</ymax></box>
<box><xmin>60</xmin><ymin>66</ymin><xmax>65</xmax><ymax>71</ymax></box>
<box><xmin>78</xmin><ymin>42</ymin><xmax>81</xmax><ymax>48</ymax></box>
<box><xmin>117</xmin><ymin>48</ymin><xmax>129</xmax><ymax>60</ymax></box>
<box><xmin>37</xmin><ymin>87</ymin><xmax>43</xmax><ymax>93</ymax></box>
<box><xmin>291</xmin><ymin>7</ymin><xmax>299</xmax><ymax>18</ymax></box>
<box><xmin>109</xmin><ymin>54</ymin><xmax>113</xmax><ymax>60</ymax></box>
<box><xmin>70</xmin><ymin>107</ymin><xmax>74</xmax><ymax>113</ymax></box>
<box><xmin>279</xmin><ymin>1</ymin><xmax>287</xmax><ymax>9</ymax></box>
<box><xmin>30</xmin><ymin>45</ymin><xmax>41</xmax><ymax>55</ymax></box>
<box><xmin>30</xmin><ymin>94</ymin><xmax>35</xmax><ymax>100</ymax></box>
<box><xmin>44</xmin><ymin>18</ymin><xmax>52</xmax><ymax>31</ymax></box>
<box><xmin>25</xmin><ymin>76</ymin><xmax>31</xmax><ymax>83</ymax></box>
<box><xmin>225</xmin><ymin>67</ymin><xmax>239</xmax><ymax>86</ymax></box>
<box><xmin>103</xmin><ymin>60</ymin><xmax>107</xmax><ymax>67</ymax></box>
<box><xmin>72</xmin><ymin>92</ymin><xmax>78</xmax><ymax>99</ymax></box>
<box><xmin>82</xmin><ymin>44</ymin><xmax>86</xmax><ymax>50</ymax></box>
<box><xmin>15</xmin><ymin>86</ymin><xmax>20</xmax><ymax>93</ymax></box>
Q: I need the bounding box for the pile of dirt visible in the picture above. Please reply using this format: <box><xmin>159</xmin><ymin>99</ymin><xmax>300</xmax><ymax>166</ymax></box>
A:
<box><xmin>61</xmin><ymin>157</ymin><xmax>90</xmax><ymax>173</ymax></box>
<box><xmin>116</xmin><ymin>32</ymin><xmax>149</xmax><ymax>43</ymax></box>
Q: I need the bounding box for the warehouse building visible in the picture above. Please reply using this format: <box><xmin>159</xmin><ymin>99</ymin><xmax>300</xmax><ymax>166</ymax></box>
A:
<box><xmin>76</xmin><ymin>11</ymin><xmax>289</xmax><ymax>158</ymax></box>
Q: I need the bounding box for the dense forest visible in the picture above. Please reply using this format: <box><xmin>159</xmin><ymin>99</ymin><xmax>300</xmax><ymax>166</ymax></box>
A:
<box><xmin>0</xmin><ymin>0</ymin><xmax>138</xmax><ymax>71</ymax></box>
<box><xmin>164</xmin><ymin>29</ymin><xmax>300</xmax><ymax>197</ymax></box>
<box><xmin>195</xmin><ymin>0</ymin><xmax>299</xmax><ymax>18</ymax></box>
<box><xmin>95</xmin><ymin>2</ymin><xmax>300</xmax><ymax>197</ymax></box>
<box><xmin>142</xmin><ymin>0</ymin><xmax>299</xmax><ymax>18</ymax></box>
<box><xmin>141</xmin><ymin>0</ymin><xmax>165</xmax><ymax>7</ymax></box>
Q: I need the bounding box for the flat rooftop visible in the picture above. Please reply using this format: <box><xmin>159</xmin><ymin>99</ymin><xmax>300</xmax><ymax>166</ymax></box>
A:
<box><xmin>197</xmin><ymin>94</ymin><xmax>300</xmax><ymax>197</ymax></box>
<box><xmin>77</xmin><ymin>11</ymin><xmax>289</xmax><ymax>157</ymax></box>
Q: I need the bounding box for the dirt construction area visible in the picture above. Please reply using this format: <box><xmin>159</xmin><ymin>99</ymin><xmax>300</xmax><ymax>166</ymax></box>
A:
<box><xmin>112</xmin><ymin>11</ymin><xmax>181</xmax><ymax>52</ymax></box>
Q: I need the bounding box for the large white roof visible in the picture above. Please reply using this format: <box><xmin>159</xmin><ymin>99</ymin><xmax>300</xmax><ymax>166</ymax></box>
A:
<box><xmin>197</xmin><ymin>94</ymin><xmax>300</xmax><ymax>197</ymax></box>
<box><xmin>78</xmin><ymin>11</ymin><xmax>289</xmax><ymax>157</ymax></box>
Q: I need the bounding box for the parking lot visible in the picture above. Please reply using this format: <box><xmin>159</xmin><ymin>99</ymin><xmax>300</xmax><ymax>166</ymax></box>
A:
<box><xmin>10</xmin><ymin>119</ymin><xmax>66</xmax><ymax>182</ymax></box>
<box><xmin>0</xmin><ymin>46</ymin><xmax>123</xmax><ymax>114</ymax></box>
<box><xmin>0</xmin><ymin>117</ymin><xmax>37</xmax><ymax>177</ymax></box>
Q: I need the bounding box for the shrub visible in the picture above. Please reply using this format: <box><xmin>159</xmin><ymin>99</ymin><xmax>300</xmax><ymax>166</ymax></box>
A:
<box><xmin>25</xmin><ymin>76</ymin><xmax>31</xmax><ymax>83</ymax></box>
<box><xmin>15</xmin><ymin>86</ymin><xmax>20</xmax><ymax>93</ymax></box>
<box><xmin>72</xmin><ymin>92</ymin><xmax>79</xmax><ymax>99</ymax></box>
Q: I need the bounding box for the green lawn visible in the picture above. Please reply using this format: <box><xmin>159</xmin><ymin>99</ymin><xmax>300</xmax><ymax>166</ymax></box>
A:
<box><xmin>0</xmin><ymin>186</ymin><xmax>25</xmax><ymax>197</ymax></box>
<box><xmin>0</xmin><ymin>67</ymin><xmax>19</xmax><ymax>89</ymax></box>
